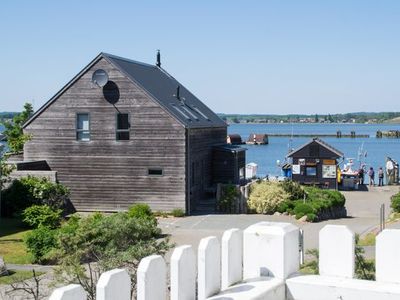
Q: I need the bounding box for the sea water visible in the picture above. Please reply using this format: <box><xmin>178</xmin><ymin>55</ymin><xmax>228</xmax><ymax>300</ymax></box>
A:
<box><xmin>228</xmin><ymin>123</ymin><xmax>400</xmax><ymax>177</ymax></box>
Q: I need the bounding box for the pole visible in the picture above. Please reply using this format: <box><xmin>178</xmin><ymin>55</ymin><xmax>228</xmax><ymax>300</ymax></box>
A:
<box><xmin>299</xmin><ymin>229</ymin><xmax>304</xmax><ymax>265</ymax></box>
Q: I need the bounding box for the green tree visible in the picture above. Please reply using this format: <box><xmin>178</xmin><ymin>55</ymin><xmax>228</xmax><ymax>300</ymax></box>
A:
<box><xmin>315</xmin><ymin>114</ymin><xmax>319</xmax><ymax>123</ymax></box>
<box><xmin>2</xmin><ymin>103</ymin><xmax>34</xmax><ymax>153</ymax></box>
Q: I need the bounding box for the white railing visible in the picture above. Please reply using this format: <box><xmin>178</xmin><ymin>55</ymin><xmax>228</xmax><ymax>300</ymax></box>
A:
<box><xmin>49</xmin><ymin>221</ymin><xmax>400</xmax><ymax>300</ymax></box>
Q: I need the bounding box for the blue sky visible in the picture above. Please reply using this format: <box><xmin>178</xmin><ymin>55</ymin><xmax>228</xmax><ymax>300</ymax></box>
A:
<box><xmin>1</xmin><ymin>1</ymin><xmax>399</xmax><ymax>114</ymax></box>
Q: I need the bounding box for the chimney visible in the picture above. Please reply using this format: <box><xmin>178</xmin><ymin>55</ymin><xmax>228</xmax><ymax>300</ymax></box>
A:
<box><xmin>156</xmin><ymin>50</ymin><xmax>161</xmax><ymax>67</ymax></box>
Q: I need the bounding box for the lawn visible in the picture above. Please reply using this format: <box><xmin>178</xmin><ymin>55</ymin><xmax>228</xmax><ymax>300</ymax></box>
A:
<box><xmin>0</xmin><ymin>218</ymin><xmax>33</xmax><ymax>264</ymax></box>
<box><xmin>0</xmin><ymin>269</ymin><xmax>43</xmax><ymax>285</ymax></box>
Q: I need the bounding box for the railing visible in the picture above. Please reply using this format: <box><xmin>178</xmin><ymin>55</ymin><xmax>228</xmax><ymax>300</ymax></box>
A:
<box><xmin>49</xmin><ymin>221</ymin><xmax>400</xmax><ymax>300</ymax></box>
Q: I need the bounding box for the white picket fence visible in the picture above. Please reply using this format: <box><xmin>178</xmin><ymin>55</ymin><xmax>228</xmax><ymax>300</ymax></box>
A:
<box><xmin>49</xmin><ymin>221</ymin><xmax>400</xmax><ymax>300</ymax></box>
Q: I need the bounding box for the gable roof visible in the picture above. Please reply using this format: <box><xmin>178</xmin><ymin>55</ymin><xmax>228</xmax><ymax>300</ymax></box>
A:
<box><xmin>24</xmin><ymin>52</ymin><xmax>227</xmax><ymax>129</ymax></box>
<box><xmin>286</xmin><ymin>138</ymin><xmax>343</xmax><ymax>158</ymax></box>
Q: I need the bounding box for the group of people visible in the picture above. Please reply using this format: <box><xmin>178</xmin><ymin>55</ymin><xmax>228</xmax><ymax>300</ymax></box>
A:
<box><xmin>358</xmin><ymin>159</ymin><xmax>395</xmax><ymax>187</ymax></box>
<box><xmin>358</xmin><ymin>166</ymin><xmax>384</xmax><ymax>187</ymax></box>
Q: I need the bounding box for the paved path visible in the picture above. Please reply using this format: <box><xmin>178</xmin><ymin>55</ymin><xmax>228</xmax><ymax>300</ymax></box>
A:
<box><xmin>159</xmin><ymin>185</ymin><xmax>400</xmax><ymax>260</ymax></box>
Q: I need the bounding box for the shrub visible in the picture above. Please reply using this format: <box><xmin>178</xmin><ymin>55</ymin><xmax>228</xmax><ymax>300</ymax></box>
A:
<box><xmin>293</xmin><ymin>202</ymin><xmax>315</xmax><ymax>219</ymax></box>
<box><xmin>171</xmin><ymin>208</ymin><xmax>185</xmax><ymax>217</ymax></box>
<box><xmin>127</xmin><ymin>203</ymin><xmax>153</xmax><ymax>219</ymax></box>
<box><xmin>2</xmin><ymin>176</ymin><xmax>69</xmax><ymax>216</ymax></box>
<box><xmin>280</xmin><ymin>181</ymin><xmax>305</xmax><ymax>200</ymax></box>
<box><xmin>53</xmin><ymin>212</ymin><xmax>172</xmax><ymax>299</ymax></box>
<box><xmin>219</xmin><ymin>184</ymin><xmax>239</xmax><ymax>213</ymax></box>
<box><xmin>391</xmin><ymin>192</ymin><xmax>400</xmax><ymax>213</ymax></box>
<box><xmin>247</xmin><ymin>181</ymin><xmax>290</xmax><ymax>214</ymax></box>
<box><xmin>22</xmin><ymin>205</ymin><xmax>62</xmax><ymax>229</ymax></box>
<box><xmin>25</xmin><ymin>226</ymin><xmax>57</xmax><ymax>263</ymax></box>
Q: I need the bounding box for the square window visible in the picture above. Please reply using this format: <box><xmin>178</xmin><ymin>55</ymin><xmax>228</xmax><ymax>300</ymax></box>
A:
<box><xmin>306</xmin><ymin>167</ymin><xmax>317</xmax><ymax>176</ymax></box>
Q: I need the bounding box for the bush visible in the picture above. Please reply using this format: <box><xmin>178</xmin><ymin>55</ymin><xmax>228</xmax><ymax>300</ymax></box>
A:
<box><xmin>2</xmin><ymin>176</ymin><xmax>69</xmax><ymax>216</ymax></box>
<box><xmin>219</xmin><ymin>184</ymin><xmax>239</xmax><ymax>213</ymax></box>
<box><xmin>280</xmin><ymin>181</ymin><xmax>305</xmax><ymax>200</ymax></box>
<box><xmin>293</xmin><ymin>202</ymin><xmax>315</xmax><ymax>219</ymax></box>
<box><xmin>22</xmin><ymin>205</ymin><xmax>62</xmax><ymax>229</ymax></box>
<box><xmin>25</xmin><ymin>226</ymin><xmax>57</xmax><ymax>263</ymax></box>
<box><xmin>53</xmin><ymin>212</ymin><xmax>172</xmax><ymax>299</ymax></box>
<box><xmin>171</xmin><ymin>208</ymin><xmax>185</xmax><ymax>217</ymax></box>
<box><xmin>127</xmin><ymin>203</ymin><xmax>153</xmax><ymax>219</ymax></box>
<box><xmin>390</xmin><ymin>192</ymin><xmax>400</xmax><ymax>213</ymax></box>
<box><xmin>248</xmin><ymin>181</ymin><xmax>290</xmax><ymax>214</ymax></box>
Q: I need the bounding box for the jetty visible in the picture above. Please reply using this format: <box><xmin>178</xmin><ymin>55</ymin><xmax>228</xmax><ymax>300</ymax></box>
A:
<box><xmin>268</xmin><ymin>131</ymin><xmax>369</xmax><ymax>138</ymax></box>
<box><xmin>376</xmin><ymin>130</ymin><xmax>400</xmax><ymax>138</ymax></box>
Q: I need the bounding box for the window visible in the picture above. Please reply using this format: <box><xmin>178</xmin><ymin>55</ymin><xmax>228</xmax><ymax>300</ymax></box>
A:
<box><xmin>116</xmin><ymin>113</ymin><xmax>130</xmax><ymax>140</ymax></box>
<box><xmin>76</xmin><ymin>113</ymin><xmax>90</xmax><ymax>141</ymax></box>
<box><xmin>148</xmin><ymin>168</ymin><xmax>163</xmax><ymax>176</ymax></box>
<box><xmin>306</xmin><ymin>167</ymin><xmax>317</xmax><ymax>177</ymax></box>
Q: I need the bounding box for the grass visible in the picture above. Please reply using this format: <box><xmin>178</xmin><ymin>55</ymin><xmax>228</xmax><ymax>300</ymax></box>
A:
<box><xmin>357</xmin><ymin>232</ymin><xmax>376</xmax><ymax>246</ymax></box>
<box><xmin>0</xmin><ymin>269</ymin><xmax>44</xmax><ymax>285</ymax></box>
<box><xmin>0</xmin><ymin>218</ymin><xmax>33</xmax><ymax>264</ymax></box>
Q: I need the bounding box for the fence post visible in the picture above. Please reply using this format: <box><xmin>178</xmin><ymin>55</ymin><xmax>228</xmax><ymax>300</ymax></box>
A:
<box><xmin>319</xmin><ymin>225</ymin><xmax>355</xmax><ymax>278</ymax></box>
<box><xmin>198</xmin><ymin>236</ymin><xmax>221</xmax><ymax>300</ymax></box>
<box><xmin>221</xmin><ymin>228</ymin><xmax>243</xmax><ymax>290</ymax></box>
<box><xmin>96</xmin><ymin>269</ymin><xmax>130</xmax><ymax>300</ymax></box>
<box><xmin>376</xmin><ymin>229</ymin><xmax>400</xmax><ymax>283</ymax></box>
<box><xmin>170</xmin><ymin>245</ymin><xmax>196</xmax><ymax>300</ymax></box>
<box><xmin>49</xmin><ymin>284</ymin><xmax>86</xmax><ymax>300</ymax></box>
<box><xmin>243</xmin><ymin>222</ymin><xmax>299</xmax><ymax>280</ymax></box>
<box><xmin>137</xmin><ymin>255</ymin><xmax>166</xmax><ymax>300</ymax></box>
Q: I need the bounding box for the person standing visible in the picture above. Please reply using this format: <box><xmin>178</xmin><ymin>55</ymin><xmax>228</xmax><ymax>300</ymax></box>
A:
<box><xmin>378</xmin><ymin>167</ymin><xmax>384</xmax><ymax>186</ymax></box>
<box><xmin>368</xmin><ymin>167</ymin><xmax>375</xmax><ymax>187</ymax></box>
<box><xmin>358</xmin><ymin>166</ymin><xmax>365</xmax><ymax>185</ymax></box>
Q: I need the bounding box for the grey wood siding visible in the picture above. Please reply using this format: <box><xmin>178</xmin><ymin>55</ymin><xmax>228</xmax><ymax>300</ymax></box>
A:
<box><xmin>187</xmin><ymin>127</ymin><xmax>226</xmax><ymax>212</ymax></box>
<box><xmin>24</xmin><ymin>58</ymin><xmax>187</xmax><ymax>212</ymax></box>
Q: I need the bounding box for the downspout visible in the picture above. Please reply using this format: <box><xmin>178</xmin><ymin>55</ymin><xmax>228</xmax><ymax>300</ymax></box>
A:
<box><xmin>186</xmin><ymin>128</ymin><xmax>191</xmax><ymax>214</ymax></box>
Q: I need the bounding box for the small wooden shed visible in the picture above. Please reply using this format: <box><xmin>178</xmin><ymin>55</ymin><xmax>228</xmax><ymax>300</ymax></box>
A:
<box><xmin>287</xmin><ymin>138</ymin><xmax>343</xmax><ymax>189</ymax></box>
<box><xmin>227</xmin><ymin>134</ymin><xmax>244</xmax><ymax>145</ymax></box>
<box><xmin>246</xmin><ymin>133</ymin><xmax>268</xmax><ymax>145</ymax></box>
<box><xmin>213</xmin><ymin>145</ymin><xmax>246</xmax><ymax>185</ymax></box>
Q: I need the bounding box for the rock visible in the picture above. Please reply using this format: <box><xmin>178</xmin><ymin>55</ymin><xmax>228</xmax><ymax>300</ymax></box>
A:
<box><xmin>298</xmin><ymin>215</ymin><xmax>308</xmax><ymax>222</ymax></box>
<box><xmin>0</xmin><ymin>256</ymin><xmax>8</xmax><ymax>276</ymax></box>
<box><xmin>274</xmin><ymin>212</ymin><xmax>281</xmax><ymax>216</ymax></box>
<box><xmin>282</xmin><ymin>212</ymin><xmax>289</xmax><ymax>216</ymax></box>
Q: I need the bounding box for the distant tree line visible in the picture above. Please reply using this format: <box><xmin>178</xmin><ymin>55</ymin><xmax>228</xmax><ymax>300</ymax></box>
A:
<box><xmin>218</xmin><ymin>112</ymin><xmax>400</xmax><ymax>124</ymax></box>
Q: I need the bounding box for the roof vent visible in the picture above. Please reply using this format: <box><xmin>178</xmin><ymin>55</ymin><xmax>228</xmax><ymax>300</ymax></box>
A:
<box><xmin>156</xmin><ymin>50</ymin><xmax>161</xmax><ymax>67</ymax></box>
<box><xmin>175</xmin><ymin>86</ymin><xmax>180</xmax><ymax>100</ymax></box>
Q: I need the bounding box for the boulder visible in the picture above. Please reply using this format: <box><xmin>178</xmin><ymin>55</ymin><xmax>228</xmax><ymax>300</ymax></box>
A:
<box><xmin>0</xmin><ymin>256</ymin><xmax>8</xmax><ymax>276</ymax></box>
<box><xmin>298</xmin><ymin>215</ymin><xmax>308</xmax><ymax>223</ymax></box>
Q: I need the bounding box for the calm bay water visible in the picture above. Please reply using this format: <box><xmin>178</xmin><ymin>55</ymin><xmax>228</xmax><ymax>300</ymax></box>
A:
<box><xmin>228</xmin><ymin>123</ymin><xmax>400</xmax><ymax>177</ymax></box>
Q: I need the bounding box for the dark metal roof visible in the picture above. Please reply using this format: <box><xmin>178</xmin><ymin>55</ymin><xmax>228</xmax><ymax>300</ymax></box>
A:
<box><xmin>24</xmin><ymin>52</ymin><xmax>227</xmax><ymax>129</ymax></box>
<box><xmin>286</xmin><ymin>137</ymin><xmax>344</xmax><ymax>158</ymax></box>
<box><xmin>214</xmin><ymin>144</ymin><xmax>247</xmax><ymax>153</ymax></box>
<box><xmin>102</xmin><ymin>53</ymin><xmax>226</xmax><ymax>129</ymax></box>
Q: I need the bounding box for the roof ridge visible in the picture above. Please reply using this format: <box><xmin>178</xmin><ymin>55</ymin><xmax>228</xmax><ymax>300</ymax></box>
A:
<box><xmin>101</xmin><ymin>52</ymin><xmax>156</xmax><ymax>68</ymax></box>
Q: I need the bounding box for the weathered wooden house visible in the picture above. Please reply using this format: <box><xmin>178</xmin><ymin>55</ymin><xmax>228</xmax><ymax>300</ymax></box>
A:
<box><xmin>22</xmin><ymin>52</ymin><xmax>245</xmax><ymax>214</ymax></box>
<box><xmin>246</xmin><ymin>133</ymin><xmax>268</xmax><ymax>145</ymax></box>
<box><xmin>287</xmin><ymin>138</ymin><xmax>343</xmax><ymax>189</ymax></box>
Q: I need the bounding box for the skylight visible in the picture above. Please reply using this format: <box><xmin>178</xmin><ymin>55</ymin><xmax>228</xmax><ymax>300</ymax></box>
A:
<box><xmin>172</xmin><ymin>105</ymin><xmax>191</xmax><ymax>120</ymax></box>
<box><xmin>192</xmin><ymin>106</ymin><xmax>210</xmax><ymax>120</ymax></box>
<box><xmin>181</xmin><ymin>105</ymin><xmax>199</xmax><ymax>121</ymax></box>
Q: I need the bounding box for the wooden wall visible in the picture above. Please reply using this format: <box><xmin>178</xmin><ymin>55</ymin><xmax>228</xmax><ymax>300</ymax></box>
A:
<box><xmin>187</xmin><ymin>127</ymin><xmax>226</xmax><ymax>212</ymax></box>
<box><xmin>24</xmin><ymin>58</ymin><xmax>187</xmax><ymax>212</ymax></box>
